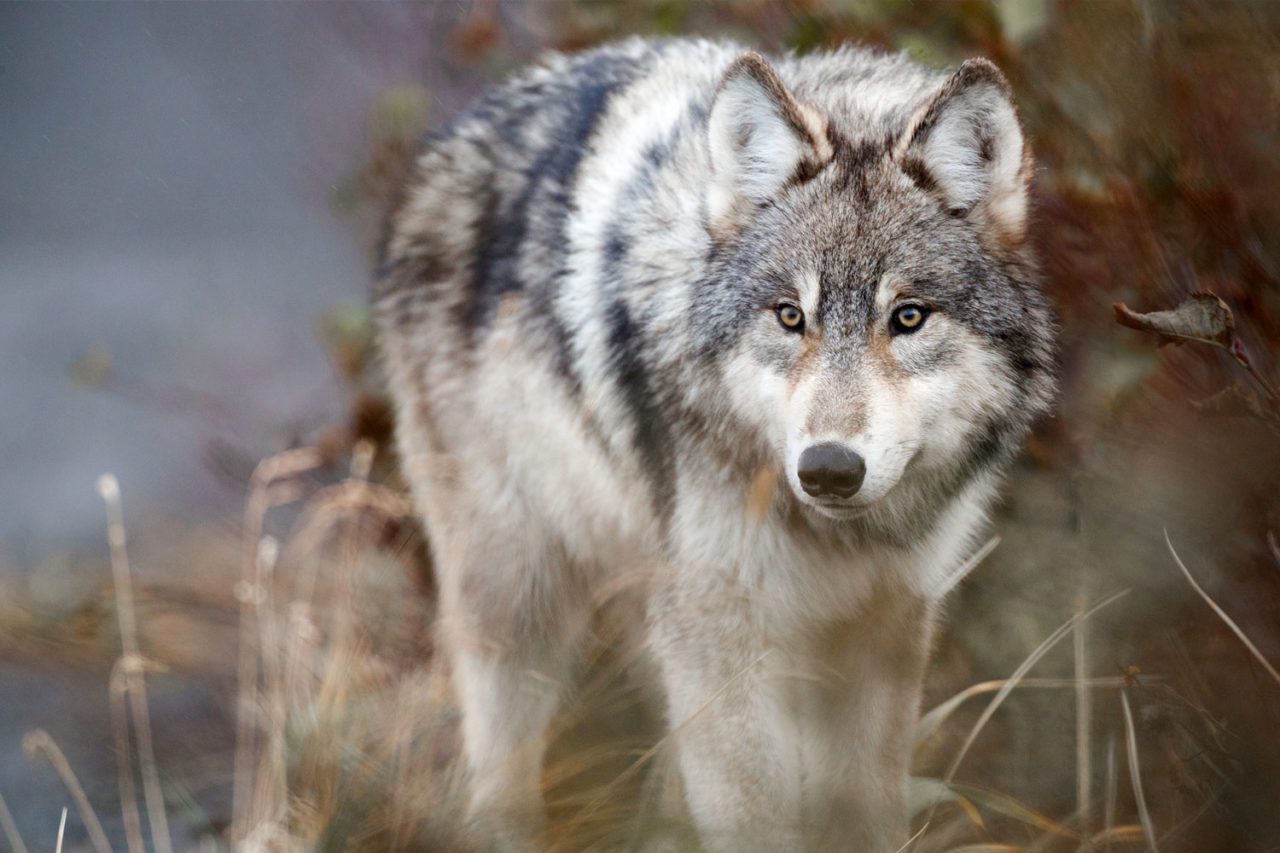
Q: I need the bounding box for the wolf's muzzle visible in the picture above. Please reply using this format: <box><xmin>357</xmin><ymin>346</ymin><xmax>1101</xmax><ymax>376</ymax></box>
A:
<box><xmin>798</xmin><ymin>442</ymin><xmax>866</xmax><ymax>499</ymax></box>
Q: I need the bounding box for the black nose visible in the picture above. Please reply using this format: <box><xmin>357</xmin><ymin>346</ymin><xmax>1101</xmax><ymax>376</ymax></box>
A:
<box><xmin>798</xmin><ymin>443</ymin><xmax>866</xmax><ymax>499</ymax></box>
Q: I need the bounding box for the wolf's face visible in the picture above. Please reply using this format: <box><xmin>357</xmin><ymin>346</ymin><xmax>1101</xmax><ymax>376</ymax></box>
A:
<box><xmin>703</xmin><ymin>55</ymin><xmax>1054</xmax><ymax>521</ymax></box>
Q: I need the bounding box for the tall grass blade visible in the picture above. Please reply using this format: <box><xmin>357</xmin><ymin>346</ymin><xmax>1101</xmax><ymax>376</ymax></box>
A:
<box><xmin>0</xmin><ymin>791</ymin><xmax>29</xmax><ymax>853</ymax></box>
<box><xmin>943</xmin><ymin>590</ymin><xmax>1129</xmax><ymax>783</ymax></box>
<box><xmin>908</xmin><ymin>776</ymin><xmax>981</xmax><ymax>827</ymax></box>
<box><xmin>915</xmin><ymin>677</ymin><xmax>1133</xmax><ymax>751</ymax></box>
<box><xmin>99</xmin><ymin>474</ymin><xmax>172</xmax><ymax>853</ymax></box>
<box><xmin>1120</xmin><ymin>692</ymin><xmax>1157</xmax><ymax>852</ymax></box>
<box><xmin>22</xmin><ymin>730</ymin><xmax>111</xmax><ymax>853</ymax></box>
<box><xmin>1103</xmin><ymin>733</ymin><xmax>1117</xmax><ymax>853</ymax></box>
<box><xmin>1074</xmin><ymin>595</ymin><xmax>1092</xmax><ymax>836</ymax></box>
<box><xmin>936</xmin><ymin>537</ymin><xmax>1001</xmax><ymax>598</ymax></box>
<box><xmin>1165</xmin><ymin>530</ymin><xmax>1280</xmax><ymax>688</ymax></box>
<box><xmin>948</xmin><ymin>783</ymin><xmax>1075</xmax><ymax>839</ymax></box>
<box><xmin>230</xmin><ymin>448</ymin><xmax>321</xmax><ymax>839</ymax></box>
<box><xmin>1088</xmin><ymin>825</ymin><xmax>1146</xmax><ymax>848</ymax></box>
<box><xmin>893</xmin><ymin>819</ymin><xmax>930</xmax><ymax>852</ymax></box>
<box><xmin>109</xmin><ymin>660</ymin><xmax>146</xmax><ymax>853</ymax></box>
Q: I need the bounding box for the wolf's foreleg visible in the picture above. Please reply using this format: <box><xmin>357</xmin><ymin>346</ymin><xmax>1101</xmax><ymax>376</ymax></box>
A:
<box><xmin>648</xmin><ymin>585</ymin><xmax>805</xmax><ymax>853</ymax></box>
<box><xmin>436</xmin><ymin>519</ymin><xmax>591</xmax><ymax>852</ymax></box>
<box><xmin>786</xmin><ymin>593</ymin><xmax>935</xmax><ymax>852</ymax></box>
<box><xmin>452</xmin><ymin>645</ymin><xmax>566</xmax><ymax>851</ymax></box>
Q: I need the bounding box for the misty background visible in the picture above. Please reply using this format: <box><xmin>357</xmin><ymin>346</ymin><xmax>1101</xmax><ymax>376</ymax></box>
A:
<box><xmin>0</xmin><ymin>4</ymin><xmax>507</xmax><ymax>840</ymax></box>
<box><xmin>0</xmin><ymin>3</ymin><xmax>501</xmax><ymax>563</ymax></box>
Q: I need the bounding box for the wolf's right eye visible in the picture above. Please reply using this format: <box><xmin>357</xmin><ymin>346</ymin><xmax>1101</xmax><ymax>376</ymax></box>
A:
<box><xmin>890</xmin><ymin>304</ymin><xmax>929</xmax><ymax>335</ymax></box>
<box><xmin>776</xmin><ymin>303</ymin><xmax>805</xmax><ymax>332</ymax></box>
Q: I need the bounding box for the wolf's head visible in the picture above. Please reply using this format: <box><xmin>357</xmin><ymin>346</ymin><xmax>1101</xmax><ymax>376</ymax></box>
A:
<box><xmin>699</xmin><ymin>53</ymin><xmax>1055</xmax><ymax>525</ymax></box>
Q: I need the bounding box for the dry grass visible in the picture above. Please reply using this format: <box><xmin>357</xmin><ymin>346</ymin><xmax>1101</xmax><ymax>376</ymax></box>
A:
<box><xmin>0</xmin><ymin>793</ymin><xmax>28</xmax><ymax>853</ymax></box>
<box><xmin>22</xmin><ymin>730</ymin><xmax>110</xmax><ymax>853</ymax></box>
<box><xmin>4</xmin><ymin>446</ymin><xmax>1259</xmax><ymax>852</ymax></box>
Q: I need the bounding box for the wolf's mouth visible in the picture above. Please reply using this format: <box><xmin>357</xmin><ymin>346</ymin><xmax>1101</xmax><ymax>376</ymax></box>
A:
<box><xmin>804</xmin><ymin>497</ymin><xmax>870</xmax><ymax>520</ymax></box>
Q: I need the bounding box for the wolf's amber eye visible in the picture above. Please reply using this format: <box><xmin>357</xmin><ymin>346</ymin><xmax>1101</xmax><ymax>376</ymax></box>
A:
<box><xmin>891</xmin><ymin>304</ymin><xmax>928</xmax><ymax>334</ymax></box>
<box><xmin>776</xmin><ymin>303</ymin><xmax>805</xmax><ymax>332</ymax></box>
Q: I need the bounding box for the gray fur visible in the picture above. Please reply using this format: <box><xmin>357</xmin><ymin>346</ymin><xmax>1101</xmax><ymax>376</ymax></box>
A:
<box><xmin>376</xmin><ymin>37</ymin><xmax>1055</xmax><ymax>852</ymax></box>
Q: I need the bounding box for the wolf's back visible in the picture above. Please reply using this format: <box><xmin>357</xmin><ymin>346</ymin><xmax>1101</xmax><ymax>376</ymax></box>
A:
<box><xmin>377</xmin><ymin>40</ymin><xmax>690</xmax><ymax>328</ymax></box>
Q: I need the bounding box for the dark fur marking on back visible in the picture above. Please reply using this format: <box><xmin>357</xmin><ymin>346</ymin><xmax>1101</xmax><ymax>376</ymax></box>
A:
<box><xmin>600</xmin><ymin>131</ymin><xmax>676</xmax><ymax>286</ymax></box>
<box><xmin>455</xmin><ymin>53</ymin><xmax>643</xmax><ymax>360</ymax></box>
<box><xmin>373</xmin><ymin>248</ymin><xmax>458</xmax><ymax>302</ymax></box>
<box><xmin>605</xmin><ymin>298</ymin><xmax>676</xmax><ymax>520</ymax></box>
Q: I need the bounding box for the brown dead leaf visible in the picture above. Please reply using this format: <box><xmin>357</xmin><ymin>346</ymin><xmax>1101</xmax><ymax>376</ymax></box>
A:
<box><xmin>1115</xmin><ymin>290</ymin><xmax>1280</xmax><ymax>404</ymax></box>
<box><xmin>1113</xmin><ymin>292</ymin><xmax>1235</xmax><ymax>349</ymax></box>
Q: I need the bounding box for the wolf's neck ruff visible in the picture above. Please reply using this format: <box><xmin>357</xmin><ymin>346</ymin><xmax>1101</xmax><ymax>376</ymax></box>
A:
<box><xmin>375</xmin><ymin>37</ymin><xmax>1055</xmax><ymax>852</ymax></box>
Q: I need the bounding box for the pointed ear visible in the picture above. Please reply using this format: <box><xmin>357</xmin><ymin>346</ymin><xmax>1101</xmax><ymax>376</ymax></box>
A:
<box><xmin>706</xmin><ymin>53</ymin><xmax>833</xmax><ymax>238</ymax></box>
<box><xmin>896</xmin><ymin>59</ymin><xmax>1030</xmax><ymax>245</ymax></box>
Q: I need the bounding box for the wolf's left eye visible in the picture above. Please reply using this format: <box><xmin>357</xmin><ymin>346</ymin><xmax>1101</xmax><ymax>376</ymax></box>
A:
<box><xmin>890</xmin><ymin>304</ymin><xmax>929</xmax><ymax>335</ymax></box>
<box><xmin>776</xmin><ymin>303</ymin><xmax>805</xmax><ymax>332</ymax></box>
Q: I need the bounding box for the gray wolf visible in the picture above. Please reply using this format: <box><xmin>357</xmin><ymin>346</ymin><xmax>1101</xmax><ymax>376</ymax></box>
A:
<box><xmin>375</xmin><ymin>37</ymin><xmax>1055</xmax><ymax>852</ymax></box>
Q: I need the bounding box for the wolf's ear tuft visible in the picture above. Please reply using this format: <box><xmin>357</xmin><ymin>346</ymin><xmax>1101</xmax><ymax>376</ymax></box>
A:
<box><xmin>707</xmin><ymin>53</ymin><xmax>832</xmax><ymax>238</ymax></box>
<box><xmin>897</xmin><ymin>59</ymin><xmax>1030</xmax><ymax>245</ymax></box>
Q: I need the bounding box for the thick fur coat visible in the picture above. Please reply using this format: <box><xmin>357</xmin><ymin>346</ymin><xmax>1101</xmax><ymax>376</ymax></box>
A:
<box><xmin>375</xmin><ymin>38</ymin><xmax>1055</xmax><ymax>852</ymax></box>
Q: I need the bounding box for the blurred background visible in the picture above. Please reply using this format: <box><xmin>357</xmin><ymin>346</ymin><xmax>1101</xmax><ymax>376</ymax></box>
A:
<box><xmin>3</xmin><ymin>1</ymin><xmax>1280</xmax><ymax>850</ymax></box>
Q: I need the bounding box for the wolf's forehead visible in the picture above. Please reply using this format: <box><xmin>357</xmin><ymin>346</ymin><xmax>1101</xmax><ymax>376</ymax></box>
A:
<box><xmin>812</xmin><ymin>264</ymin><xmax>880</xmax><ymax>332</ymax></box>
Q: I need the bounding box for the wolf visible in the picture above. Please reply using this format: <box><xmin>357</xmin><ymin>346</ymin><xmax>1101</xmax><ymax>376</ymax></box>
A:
<box><xmin>375</xmin><ymin>37</ymin><xmax>1055</xmax><ymax>852</ymax></box>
